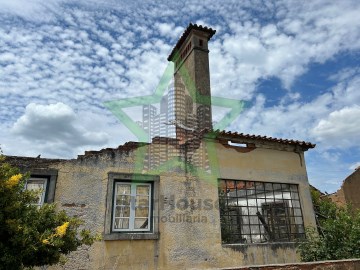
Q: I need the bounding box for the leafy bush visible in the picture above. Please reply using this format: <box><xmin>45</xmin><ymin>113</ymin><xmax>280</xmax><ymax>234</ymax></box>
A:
<box><xmin>0</xmin><ymin>154</ymin><xmax>99</xmax><ymax>269</ymax></box>
<box><xmin>298</xmin><ymin>189</ymin><xmax>360</xmax><ymax>261</ymax></box>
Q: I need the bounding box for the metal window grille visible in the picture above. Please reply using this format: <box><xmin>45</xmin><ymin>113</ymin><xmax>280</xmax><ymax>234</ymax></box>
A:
<box><xmin>219</xmin><ymin>179</ymin><xmax>305</xmax><ymax>244</ymax></box>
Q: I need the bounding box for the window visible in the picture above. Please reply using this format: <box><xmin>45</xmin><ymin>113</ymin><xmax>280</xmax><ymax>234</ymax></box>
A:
<box><xmin>22</xmin><ymin>170</ymin><xmax>57</xmax><ymax>206</ymax></box>
<box><xmin>219</xmin><ymin>179</ymin><xmax>305</xmax><ymax>244</ymax></box>
<box><xmin>104</xmin><ymin>173</ymin><xmax>159</xmax><ymax>240</ymax></box>
<box><xmin>112</xmin><ymin>182</ymin><xmax>151</xmax><ymax>232</ymax></box>
<box><xmin>25</xmin><ymin>177</ymin><xmax>48</xmax><ymax>207</ymax></box>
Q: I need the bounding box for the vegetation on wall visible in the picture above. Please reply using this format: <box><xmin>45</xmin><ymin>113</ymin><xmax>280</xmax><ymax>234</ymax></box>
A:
<box><xmin>0</xmin><ymin>153</ymin><xmax>99</xmax><ymax>270</ymax></box>
<box><xmin>298</xmin><ymin>188</ymin><xmax>360</xmax><ymax>261</ymax></box>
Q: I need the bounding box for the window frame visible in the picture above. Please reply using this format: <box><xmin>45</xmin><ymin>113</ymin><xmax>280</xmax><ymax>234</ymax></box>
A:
<box><xmin>104</xmin><ymin>173</ymin><xmax>160</xmax><ymax>241</ymax></box>
<box><xmin>22</xmin><ymin>169</ymin><xmax>58</xmax><ymax>205</ymax></box>
<box><xmin>218</xmin><ymin>179</ymin><xmax>305</xmax><ymax>245</ymax></box>
<box><xmin>25</xmin><ymin>177</ymin><xmax>48</xmax><ymax>207</ymax></box>
<box><xmin>111</xmin><ymin>181</ymin><xmax>153</xmax><ymax>232</ymax></box>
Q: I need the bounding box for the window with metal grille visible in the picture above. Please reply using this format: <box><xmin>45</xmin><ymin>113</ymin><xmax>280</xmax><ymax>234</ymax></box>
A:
<box><xmin>219</xmin><ymin>179</ymin><xmax>305</xmax><ymax>244</ymax></box>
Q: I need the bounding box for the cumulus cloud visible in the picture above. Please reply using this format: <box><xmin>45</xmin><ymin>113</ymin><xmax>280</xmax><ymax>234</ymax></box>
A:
<box><xmin>231</xmin><ymin>66</ymin><xmax>360</xmax><ymax>145</ymax></box>
<box><xmin>155</xmin><ymin>22</ymin><xmax>183</xmax><ymax>39</ymax></box>
<box><xmin>311</xmin><ymin>106</ymin><xmax>360</xmax><ymax>147</ymax></box>
<box><xmin>0</xmin><ymin>0</ymin><xmax>360</xmax><ymax>191</ymax></box>
<box><xmin>0</xmin><ymin>0</ymin><xmax>66</xmax><ymax>21</ymax></box>
<box><xmin>210</xmin><ymin>2</ymin><xmax>360</xmax><ymax>98</ymax></box>
<box><xmin>12</xmin><ymin>102</ymin><xmax>109</xmax><ymax>150</ymax></box>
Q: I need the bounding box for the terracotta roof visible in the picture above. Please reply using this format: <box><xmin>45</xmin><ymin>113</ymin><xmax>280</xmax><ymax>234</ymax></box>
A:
<box><xmin>201</xmin><ymin>129</ymin><xmax>316</xmax><ymax>150</ymax></box>
<box><xmin>167</xmin><ymin>23</ymin><xmax>216</xmax><ymax>61</ymax></box>
<box><xmin>79</xmin><ymin>129</ymin><xmax>315</xmax><ymax>154</ymax></box>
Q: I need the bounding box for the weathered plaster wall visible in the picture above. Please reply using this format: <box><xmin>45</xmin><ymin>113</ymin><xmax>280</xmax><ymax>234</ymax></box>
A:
<box><xmin>213</xmin><ymin>141</ymin><xmax>316</xmax><ymax>233</ymax></box>
<box><xmin>42</xmin><ymin>139</ymin><xmax>315</xmax><ymax>270</ymax></box>
<box><xmin>328</xmin><ymin>188</ymin><xmax>346</xmax><ymax>207</ymax></box>
<box><xmin>340</xmin><ymin>169</ymin><xmax>360</xmax><ymax>209</ymax></box>
<box><xmin>328</xmin><ymin>169</ymin><xmax>360</xmax><ymax>209</ymax></box>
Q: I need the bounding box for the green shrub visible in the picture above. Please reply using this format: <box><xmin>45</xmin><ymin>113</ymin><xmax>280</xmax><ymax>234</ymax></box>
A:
<box><xmin>298</xmin><ymin>189</ymin><xmax>360</xmax><ymax>261</ymax></box>
<box><xmin>0</xmin><ymin>154</ymin><xmax>99</xmax><ymax>269</ymax></box>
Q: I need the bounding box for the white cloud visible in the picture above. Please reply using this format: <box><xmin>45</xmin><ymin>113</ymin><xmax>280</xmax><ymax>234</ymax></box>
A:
<box><xmin>156</xmin><ymin>22</ymin><xmax>183</xmax><ymax>39</ymax></box>
<box><xmin>209</xmin><ymin>0</ymin><xmax>360</xmax><ymax>98</ymax></box>
<box><xmin>0</xmin><ymin>0</ymin><xmax>66</xmax><ymax>22</ymax></box>
<box><xmin>11</xmin><ymin>102</ymin><xmax>109</xmax><ymax>153</ymax></box>
<box><xmin>0</xmin><ymin>0</ymin><xmax>359</xmax><ymax>192</ymax></box>
<box><xmin>311</xmin><ymin>106</ymin><xmax>360</xmax><ymax>147</ymax></box>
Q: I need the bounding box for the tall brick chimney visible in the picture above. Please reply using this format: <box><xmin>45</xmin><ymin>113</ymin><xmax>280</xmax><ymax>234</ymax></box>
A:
<box><xmin>168</xmin><ymin>23</ymin><xmax>216</xmax><ymax>142</ymax></box>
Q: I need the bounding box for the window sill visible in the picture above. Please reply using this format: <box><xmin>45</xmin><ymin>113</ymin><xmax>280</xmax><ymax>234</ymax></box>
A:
<box><xmin>103</xmin><ymin>232</ymin><xmax>159</xmax><ymax>241</ymax></box>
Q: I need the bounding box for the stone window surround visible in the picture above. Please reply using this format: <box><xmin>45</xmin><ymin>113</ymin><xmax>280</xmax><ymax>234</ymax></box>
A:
<box><xmin>104</xmin><ymin>172</ymin><xmax>160</xmax><ymax>241</ymax></box>
<box><xmin>23</xmin><ymin>169</ymin><xmax>58</xmax><ymax>204</ymax></box>
<box><xmin>25</xmin><ymin>177</ymin><xmax>48</xmax><ymax>207</ymax></box>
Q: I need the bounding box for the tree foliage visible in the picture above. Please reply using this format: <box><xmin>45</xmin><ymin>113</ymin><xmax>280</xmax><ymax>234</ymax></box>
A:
<box><xmin>0</xmin><ymin>154</ymin><xmax>99</xmax><ymax>269</ymax></box>
<box><xmin>298</xmin><ymin>188</ymin><xmax>360</xmax><ymax>261</ymax></box>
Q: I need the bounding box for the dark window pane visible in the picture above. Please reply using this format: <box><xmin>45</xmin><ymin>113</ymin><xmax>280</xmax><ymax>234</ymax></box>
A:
<box><xmin>219</xmin><ymin>179</ymin><xmax>305</xmax><ymax>244</ymax></box>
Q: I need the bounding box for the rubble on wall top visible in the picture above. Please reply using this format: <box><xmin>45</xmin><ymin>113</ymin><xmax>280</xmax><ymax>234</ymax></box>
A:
<box><xmin>167</xmin><ymin>23</ymin><xmax>216</xmax><ymax>61</ymax></box>
<box><xmin>78</xmin><ymin>137</ymin><xmax>181</xmax><ymax>159</ymax></box>
<box><xmin>4</xmin><ymin>155</ymin><xmax>65</xmax><ymax>169</ymax></box>
<box><xmin>78</xmin><ymin>141</ymin><xmax>150</xmax><ymax>159</ymax></box>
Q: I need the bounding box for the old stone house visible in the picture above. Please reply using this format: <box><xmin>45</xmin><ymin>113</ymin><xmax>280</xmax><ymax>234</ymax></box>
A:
<box><xmin>5</xmin><ymin>24</ymin><xmax>317</xmax><ymax>269</ymax></box>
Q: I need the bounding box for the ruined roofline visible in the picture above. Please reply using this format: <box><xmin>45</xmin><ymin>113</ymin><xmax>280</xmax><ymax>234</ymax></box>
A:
<box><xmin>200</xmin><ymin>129</ymin><xmax>316</xmax><ymax>150</ymax></box>
<box><xmin>4</xmin><ymin>155</ymin><xmax>66</xmax><ymax>169</ymax></box>
<box><xmin>167</xmin><ymin>23</ymin><xmax>216</xmax><ymax>61</ymax></box>
<box><xmin>5</xmin><ymin>127</ymin><xmax>315</xmax><ymax>162</ymax></box>
<box><xmin>77</xmin><ymin>141</ymin><xmax>150</xmax><ymax>158</ymax></box>
<box><xmin>4</xmin><ymin>155</ymin><xmax>66</xmax><ymax>162</ymax></box>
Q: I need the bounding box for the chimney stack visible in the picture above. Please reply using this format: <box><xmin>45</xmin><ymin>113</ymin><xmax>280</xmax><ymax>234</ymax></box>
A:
<box><xmin>168</xmin><ymin>23</ymin><xmax>216</xmax><ymax>142</ymax></box>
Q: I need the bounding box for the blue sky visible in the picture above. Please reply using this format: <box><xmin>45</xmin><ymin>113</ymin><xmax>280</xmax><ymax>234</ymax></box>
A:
<box><xmin>0</xmin><ymin>0</ymin><xmax>359</xmax><ymax>193</ymax></box>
